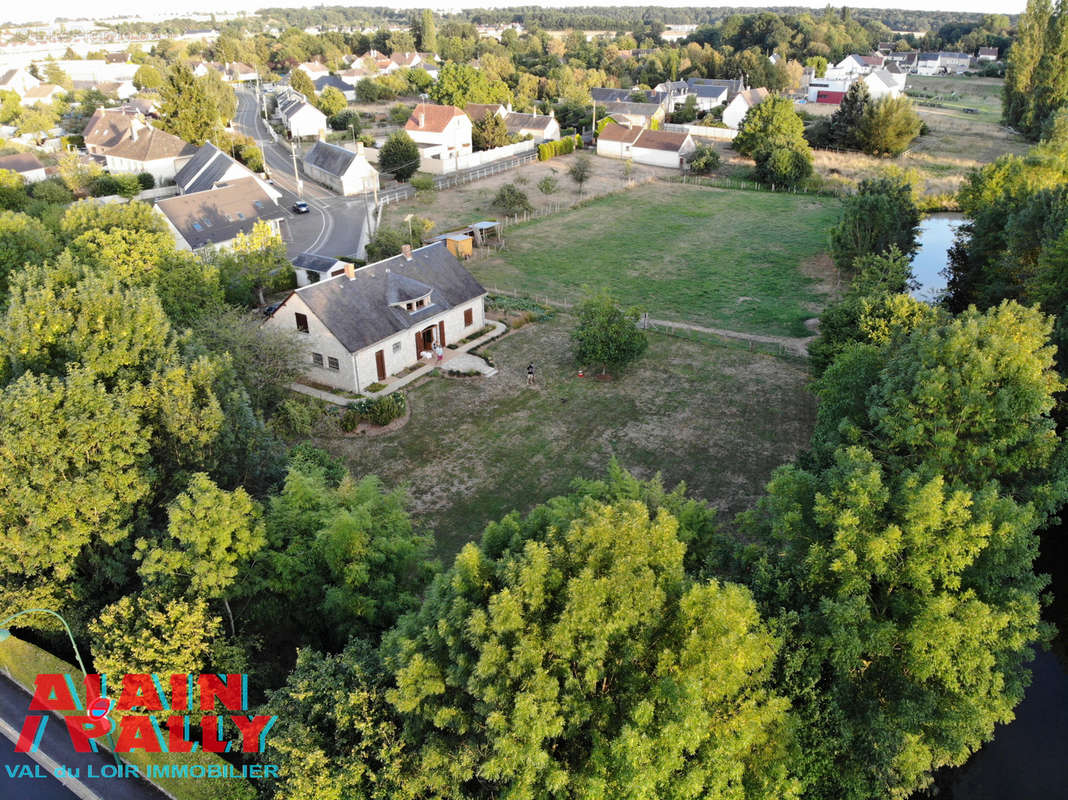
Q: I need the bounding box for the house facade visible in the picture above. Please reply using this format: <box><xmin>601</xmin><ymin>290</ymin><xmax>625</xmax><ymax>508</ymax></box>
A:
<box><xmin>22</xmin><ymin>84</ymin><xmax>65</xmax><ymax>104</ymax></box>
<box><xmin>154</xmin><ymin>177</ymin><xmax>284</xmax><ymax>251</ymax></box>
<box><xmin>303</xmin><ymin>140</ymin><xmax>379</xmax><ymax>196</ymax></box>
<box><xmin>277</xmin><ymin>90</ymin><xmax>327</xmax><ymax>138</ymax></box>
<box><xmin>104</xmin><ymin>126</ymin><xmax>198</xmax><ymax>183</ymax></box>
<box><xmin>405</xmin><ymin>103</ymin><xmax>472</xmax><ymax>159</ymax></box>
<box><xmin>0</xmin><ymin>152</ymin><xmax>48</xmax><ymax>182</ymax></box>
<box><xmin>723</xmin><ymin>88</ymin><xmax>770</xmax><ymax>130</ymax></box>
<box><xmin>82</xmin><ymin>107</ymin><xmax>147</xmax><ymax>156</ymax></box>
<box><xmin>265</xmin><ymin>242</ymin><xmax>487</xmax><ymax>392</ymax></box>
<box><xmin>596</xmin><ymin>123</ymin><xmax>694</xmax><ymax>168</ymax></box>
<box><xmin>504</xmin><ymin>111</ymin><xmax>560</xmax><ymax>142</ymax></box>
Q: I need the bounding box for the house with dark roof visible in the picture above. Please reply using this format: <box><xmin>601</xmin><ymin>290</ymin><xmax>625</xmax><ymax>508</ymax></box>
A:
<box><xmin>978</xmin><ymin>46</ymin><xmax>999</xmax><ymax>62</ymax></box>
<box><xmin>597</xmin><ymin>100</ymin><xmax>665</xmax><ymax>129</ymax></box>
<box><xmin>684</xmin><ymin>78</ymin><xmax>729</xmax><ymax>111</ymax></box>
<box><xmin>291</xmin><ymin>252</ymin><xmax>348</xmax><ymax>286</ymax></box>
<box><xmin>0</xmin><ymin>68</ymin><xmax>40</xmax><ymax>98</ymax></box>
<box><xmin>175</xmin><ymin>141</ymin><xmax>281</xmax><ymax>201</ymax></box>
<box><xmin>464</xmin><ymin>102</ymin><xmax>507</xmax><ymax>123</ymax></box>
<box><xmin>405</xmin><ymin>103</ymin><xmax>472</xmax><ymax>159</ymax></box>
<box><xmin>276</xmin><ymin>89</ymin><xmax>327</xmax><ymax>138</ymax></box>
<box><xmin>104</xmin><ymin>126</ymin><xmax>198</xmax><ymax>183</ymax></box>
<box><xmin>596</xmin><ymin>122</ymin><xmax>694</xmax><ymax>168</ymax></box>
<box><xmin>0</xmin><ymin>152</ymin><xmax>47</xmax><ymax>183</ymax></box>
<box><xmin>303</xmin><ymin>140</ymin><xmax>379</xmax><ymax>196</ymax></box>
<box><xmin>154</xmin><ymin>177</ymin><xmax>285</xmax><ymax>251</ymax></box>
<box><xmin>314</xmin><ymin>73</ymin><xmax>356</xmax><ymax>102</ymax></box>
<box><xmin>264</xmin><ymin>241</ymin><xmax>487</xmax><ymax>392</ymax></box>
<box><xmin>503</xmin><ymin>110</ymin><xmax>560</xmax><ymax>142</ymax></box>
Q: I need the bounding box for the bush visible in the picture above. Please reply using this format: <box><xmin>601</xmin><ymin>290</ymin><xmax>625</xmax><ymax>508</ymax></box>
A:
<box><xmin>237</xmin><ymin>142</ymin><xmax>264</xmax><ymax>173</ymax></box>
<box><xmin>410</xmin><ymin>174</ymin><xmax>435</xmax><ymax>192</ymax></box>
<box><xmin>379</xmin><ymin>131</ymin><xmax>420</xmax><ymax>181</ymax></box>
<box><xmin>494</xmin><ymin>183</ymin><xmax>533</xmax><ymax>214</ymax></box>
<box><xmin>345</xmin><ymin>393</ymin><xmax>406</xmax><ymax>427</ymax></box>
<box><xmin>137</xmin><ymin>172</ymin><xmax>155</xmax><ymax>190</ymax></box>
<box><xmin>329</xmin><ymin>109</ymin><xmax>361</xmax><ymax>131</ymax></box>
<box><xmin>89</xmin><ymin>175</ymin><xmax>121</xmax><ymax>196</ymax></box>
<box><xmin>388</xmin><ymin>104</ymin><xmax>414</xmax><ymax>127</ymax></box>
<box><xmin>537</xmin><ymin>175</ymin><xmax>558</xmax><ymax>194</ymax></box>
<box><xmin>274</xmin><ymin>397</ymin><xmax>318</xmax><ymax>437</ymax></box>
<box><xmin>687</xmin><ymin>144</ymin><xmax>721</xmax><ymax>174</ymax></box>
<box><xmin>114</xmin><ymin>174</ymin><xmax>143</xmax><ymax>198</ymax></box>
<box><xmin>29</xmin><ymin>178</ymin><xmax>74</xmax><ymax>205</ymax></box>
<box><xmin>754</xmin><ymin>144</ymin><xmax>812</xmax><ymax>188</ymax></box>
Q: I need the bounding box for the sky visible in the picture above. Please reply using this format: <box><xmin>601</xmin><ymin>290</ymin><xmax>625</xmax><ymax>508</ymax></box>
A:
<box><xmin>11</xmin><ymin>1</ymin><xmax>1028</xmax><ymax>28</ymax></box>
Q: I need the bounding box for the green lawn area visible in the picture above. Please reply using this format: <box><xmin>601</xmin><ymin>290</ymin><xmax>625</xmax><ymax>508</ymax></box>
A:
<box><xmin>906</xmin><ymin>74</ymin><xmax>1005</xmax><ymax>124</ymax></box>
<box><xmin>312</xmin><ymin>315</ymin><xmax>815</xmax><ymax>561</ymax></box>
<box><xmin>468</xmin><ymin>182</ymin><xmax>841</xmax><ymax>338</ymax></box>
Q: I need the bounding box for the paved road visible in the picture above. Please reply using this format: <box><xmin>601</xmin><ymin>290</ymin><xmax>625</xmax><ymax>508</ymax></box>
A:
<box><xmin>0</xmin><ymin>673</ymin><xmax>169</xmax><ymax>800</ymax></box>
<box><xmin>234</xmin><ymin>88</ymin><xmax>370</xmax><ymax>259</ymax></box>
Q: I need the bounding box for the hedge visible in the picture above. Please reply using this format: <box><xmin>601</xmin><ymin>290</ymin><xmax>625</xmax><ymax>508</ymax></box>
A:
<box><xmin>537</xmin><ymin>134</ymin><xmax>583</xmax><ymax>161</ymax></box>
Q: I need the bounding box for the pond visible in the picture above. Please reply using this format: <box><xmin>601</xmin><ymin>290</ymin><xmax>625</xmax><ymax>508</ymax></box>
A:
<box><xmin>910</xmin><ymin>213</ymin><xmax>964</xmax><ymax>303</ymax></box>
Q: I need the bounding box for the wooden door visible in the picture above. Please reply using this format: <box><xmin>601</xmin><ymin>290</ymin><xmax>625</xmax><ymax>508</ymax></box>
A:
<box><xmin>375</xmin><ymin>350</ymin><xmax>386</xmax><ymax>381</ymax></box>
<box><xmin>438</xmin><ymin>320</ymin><xmax>446</xmax><ymax>347</ymax></box>
<box><xmin>415</xmin><ymin>331</ymin><xmax>422</xmax><ymax>355</ymax></box>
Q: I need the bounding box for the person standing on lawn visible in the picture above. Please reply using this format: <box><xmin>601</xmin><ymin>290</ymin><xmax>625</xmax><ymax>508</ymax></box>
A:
<box><xmin>527</xmin><ymin>362</ymin><xmax>535</xmax><ymax>386</ymax></box>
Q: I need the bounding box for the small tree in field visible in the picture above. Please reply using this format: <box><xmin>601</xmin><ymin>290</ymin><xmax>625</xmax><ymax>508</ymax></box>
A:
<box><xmin>493</xmin><ymin>183</ymin><xmax>533</xmax><ymax>214</ymax></box>
<box><xmin>568</xmin><ymin>153</ymin><xmax>593</xmax><ymax>195</ymax></box>
<box><xmin>572</xmin><ymin>292</ymin><xmax>648</xmax><ymax>375</ymax></box>
<box><xmin>687</xmin><ymin>144</ymin><xmax>721</xmax><ymax>174</ymax></box>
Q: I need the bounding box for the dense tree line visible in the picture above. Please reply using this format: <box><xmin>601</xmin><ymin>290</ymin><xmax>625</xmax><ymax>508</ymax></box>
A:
<box><xmin>1003</xmin><ymin>0</ymin><xmax>1068</xmax><ymax>139</ymax></box>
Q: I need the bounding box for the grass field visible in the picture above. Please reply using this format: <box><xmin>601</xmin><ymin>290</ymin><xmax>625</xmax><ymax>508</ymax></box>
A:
<box><xmin>467</xmin><ymin>182</ymin><xmax>841</xmax><ymax>338</ymax></box>
<box><xmin>312</xmin><ymin>315</ymin><xmax>816</xmax><ymax>561</ymax></box>
<box><xmin>906</xmin><ymin>74</ymin><xmax>1005</xmax><ymax>124</ymax></box>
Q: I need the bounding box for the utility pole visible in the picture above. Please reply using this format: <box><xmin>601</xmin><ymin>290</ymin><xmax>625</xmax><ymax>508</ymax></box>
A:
<box><xmin>290</xmin><ymin>139</ymin><xmax>303</xmax><ymax>199</ymax></box>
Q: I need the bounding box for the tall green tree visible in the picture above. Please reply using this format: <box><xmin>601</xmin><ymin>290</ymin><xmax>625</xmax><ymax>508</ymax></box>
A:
<box><xmin>385</xmin><ymin>491</ymin><xmax>799</xmax><ymax>800</ymax></box>
<box><xmin>316</xmin><ymin>85</ymin><xmax>347</xmax><ymax>117</ymax></box>
<box><xmin>734</xmin><ymin>95</ymin><xmax>813</xmax><ymax>187</ymax></box>
<box><xmin>132</xmin><ymin>64</ymin><xmax>163</xmax><ymax>90</ymax></box>
<box><xmin>288</xmin><ymin>67</ymin><xmax>317</xmax><ymax>101</ymax></box>
<box><xmin>0</xmin><ymin>211</ymin><xmax>60</xmax><ymax>299</ymax></box>
<box><xmin>470</xmin><ymin>112</ymin><xmax>509</xmax><ymax>151</ymax></box>
<box><xmin>419</xmin><ymin>9</ymin><xmax>437</xmax><ymax>55</ymax></box>
<box><xmin>1003</xmin><ymin>0</ymin><xmax>1055</xmax><ymax>137</ymax></box>
<box><xmin>571</xmin><ymin>291</ymin><xmax>648</xmax><ymax>374</ymax></box>
<box><xmin>378</xmin><ymin>131</ymin><xmax>420</xmax><ymax>181</ymax></box>
<box><xmin>738</xmin><ymin>301</ymin><xmax>1067</xmax><ymax>800</ymax></box>
<box><xmin>826</xmin><ymin>78</ymin><xmax>871</xmax><ymax>149</ymax></box>
<box><xmin>160</xmin><ymin>62</ymin><xmax>220</xmax><ymax>146</ymax></box>
<box><xmin>429</xmin><ymin>61</ymin><xmax>512</xmax><ymax>107</ymax></box>
<box><xmin>829</xmin><ymin>175</ymin><xmax>921</xmax><ymax>271</ymax></box>
<box><xmin>856</xmin><ymin>95</ymin><xmax>922</xmax><ymax>156</ymax></box>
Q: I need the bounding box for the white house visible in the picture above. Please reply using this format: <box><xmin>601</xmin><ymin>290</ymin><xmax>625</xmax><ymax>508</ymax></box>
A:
<box><xmin>303</xmin><ymin>140</ymin><xmax>379</xmax><ymax>196</ymax></box>
<box><xmin>294</xmin><ymin>61</ymin><xmax>329</xmax><ymax>80</ymax></box>
<box><xmin>224</xmin><ymin>62</ymin><xmax>258</xmax><ymax>83</ymax></box>
<box><xmin>264</xmin><ymin>241</ymin><xmax>487</xmax><ymax>393</ymax></box>
<box><xmin>154</xmin><ymin>177</ymin><xmax>284</xmax><ymax>251</ymax></box>
<box><xmin>0</xmin><ymin>68</ymin><xmax>40</xmax><ymax>98</ymax></box>
<box><xmin>405</xmin><ymin>103</ymin><xmax>472</xmax><ymax>160</ymax></box>
<box><xmin>722</xmin><ymin>88</ymin><xmax>770</xmax><ymax>130</ymax></box>
<box><xmin>0</xmin><ymin>152</ymin><xmax>48</xmax><ymax>183</ymax></box>
<box><xmin>277</xmin><ymin>90</ymin><xmax>327</xmax><ymax>139</ymax></box>
<box><xmin>833</xmin><ymin>54</ymin><xmax>885</xmax><ymax>77</ymax></box>
<box><xmin>389</xmin><ymin>52</ymin><xmax>422</xmax><ymax>71</ymax></box>
<box><xmin>916</xmin><ymin>53</ymin><xmax>942</xmax><ymax>76</ymax></box>
<box><xmin>174</xmin><ymin>141</ymin><xmax>282</xmax><ymax>201</ymax></box>
<box><xmin>596</xmin><ymin>123</ymin><xmax>694</xmax><ymax>168</ymax></box>
<box><xmin>504</xmin><ymin>111</ymin><xmax>560</xmax><ymax>142</ymax></box>
<box><xmin>104</xmin><ymin>126</ymin><xmax>198</xmax><ymax>184</ymax></box>
<box><xmin>978</xmin><ymin>47</ymin><xmax>999</xmax><ymax>62</ymax></box>
<box><xmin>685</xmin><ymin>78</ymin><xmax>729</xmax><ymax>112</ymax></box>
<box><xmin>597</xmin><ymin>100</ymin><xmax>665</xmax><ymax>129</ymax></box>
<box><xmin>863</xmin><ymin>69</ymin><xmax>906</xmax><ymax>100</ymax></box>
<box><xmin>21</xmin><ymin>83</ymin><xmax>65</xmax><ymax>105</ymax></box>
<box><xmin>291</xmin><ymin>252</ymin><xmax>349</xmax><ymax>287</ymax></box>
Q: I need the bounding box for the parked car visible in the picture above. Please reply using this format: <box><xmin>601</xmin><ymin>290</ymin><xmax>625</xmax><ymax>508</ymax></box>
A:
<box><xmin>262</xmin><ymin>303</ymin><xmax>281</xmax><ymax>317</ymax></box>
<box><xmin>292</xmin><ymin>200</ymin><xmax>310</xmax><ymax>214</ymax></box>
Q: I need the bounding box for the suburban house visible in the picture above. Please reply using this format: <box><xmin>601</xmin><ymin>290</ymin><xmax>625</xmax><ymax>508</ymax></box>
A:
<box><xmin>807</xmin><ymin>77</ymin><xmax>852</xmax><ymax>103</ymax></box>
<box><xmin>224</xmin><ymin>62</ymin><xmax>258</xmax><ymax>83</ymax></box>
<box><xmin>264</xmin><ymin>241</ymin><xmax>487</xmax><ymax>393</ymax></box>
<box><xmin>72</xmin><ymin>79</ymin><xmax>137</xmax><ymax>100</ymax></box>
<box><xmin>314</xmin><ymin>73</ymin><xmax>356</xmax><ymax>102</ymax></box>
<box><xmin>652</xmin><ymin>80</ymin><xmax>691</xmax><ymax>110</ymax></box>
<box><xmin>103</xmin><ymin>126</ymin><xmax>198</xmax><ymax>183</ymax></box>
<box><xmin>464</xmin><ymin>102</ymin><xmax>507</xmax><ymax>123</ymax></box>
<box><xmin>82</xmin><ymin>107</ymin><xmax>147</xmax><ymax>156</ymax></box>
<box><xmin>21</xmin><ymin>84</ymin><xmax>65</xmax><ymax>104</ymax></box>
<box><xmin>863</xmin><ymin>68</ymin><xmax>906</xmax><ymax>100</ymax></box>
<box><xmin>294</xmin><ymin>61</ymin><xmax>330</xmax><ymax>80</ymax></box>
<box><xmin>978</xmin><ymin>47</ymin><xmax>999</xmax><ymax>62</ymax></box>
<box><xmin>597</xmin><ymin>100</ymin><xmax>665</xmax><ymax>128</ymax></box>
<box><xmin>916</xmin><ymin>52</ymin><xmax>970</xmax><ymax>76</ymax></box>
<box><xmin>886</xmin><ymin>50</ymin><xmax>920</xmax><ymax>70</ymax></box>
<box><xmin>154</xmin><ymin>177</ymin><xmax>284</xmax><ymax>251</ymax></box>
<box><xmin>832</xmin><ymin>54</ymin><xmax>885</xmax><ymax>77</ymax></box>
<box><xmin>190</xmin><ymin>60</ymin><xmax>221</xmax><ymax>78</ymax></box>
<box><xmin>596</xmin><ymin>123</ymin><xmax>695</xmax><ymax>168</ymax></box>
<box><xmin>338</xmin><ymin>66</ymin><xmax>375</xmax><ymax>86</ymax></box>
<box><xmin>276</xmin><ymin>90</ymin><xmax>327</xmax><ymax>139</ymax></box>
<box><xmin>0</xmin><ymin>152</ymin><xmax>48</xmax><ymax>182</ymax></box>
<box><xmin>389</xmin><ymin>51</ymin><xmax>422</xmax><ymax>71</ymax></box>
<box><xmin>722</xmin><ymin>88</ymin><xmax>770</xmax><ymax>130</ymax></box>
<box><xmin>0</xmin><ymin>68</ymin><xmax>40</xmax><ymax>98</ymax></box>
<box><xmin>303</xmin><ymin>140</ymin><xmax>379</xmax><ymax>196</ymax></box>
<box><xmin>688</xmin><ymin>77</ymin><xmax>747</xmax><ymax>101</ymax></box>
<box><xmin>174</xmin><ymin>141</ymin><xmax>282</xmax><ymax>201</ymax></box>
<box><xmin>684</xmin><ymin>78</ymin><xmax>729</xmax><ymax>111</ymax></box>
<box><xmin>405</xmin><ymin>103</ymin><xmax>472</xmax><ymax>160</ymax></box>
<box><xmin>292</xmin><ymin>252</ymin><xmax>348</xmax><ymax>286</ymax></box>
<box><xmin>504</xmin><ymin>111</ymin><xmax>560</xmax><ymax>142</ymax></box>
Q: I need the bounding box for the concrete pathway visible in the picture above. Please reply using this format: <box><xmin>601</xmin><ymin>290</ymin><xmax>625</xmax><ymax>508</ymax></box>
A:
<box><xmin>290</xmin><ymin>319</ymin><xmax>507</xmax><ymax>406</ymax></box>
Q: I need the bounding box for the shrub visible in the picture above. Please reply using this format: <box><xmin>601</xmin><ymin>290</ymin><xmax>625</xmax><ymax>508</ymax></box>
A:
<box><xmin>274</xmin><ymin>397</ymin><xmax>318</xmax><ymax>437</ymax></box>
<box><xmin>366</xmin><ymin>381</ymin><xmax>387</xmax><ymax>393</ymax></box>
<box><xmin>494</xmin><ymin>183</ymin><xmax>533</xmax><ymax>214</ymax></box>
<box><xmin>346</xmin><ymin>392</ymin><xmax>406</xmax><ymax>426</ymax></box>
<box><xmin>537</xmin><ymin>134</ymin><xmax>583</xmax><ymax>161</ymax></box>
<box><xmin>537</xmin><ymin>175</ymin><xmax>558</xmax><ymax>194</ymax></box>
<box><xmin>329</xmin><ymin>109</ymin><xmax>361</xmax><ymax>131</ymax></box>
<box><xmin>114</xmin><ymin>174</ymin><xmax>143</xmax><ymax>198</ymax></box>
<box><xmin>410</xmin><ymin>174</ymin><xmax>435</xmax><ymax>192</ymax></box>
<box><xmin>29</xmin><ymin>178</ymin><xmax>74</xmax><ymax>204</ymax></box>
<box><xmin>379</xmin><ymin>131</ymin><xmax>420</xmax><ymax>181</ymax></box>
<box><xmin>137</xmin><ymin>172</ymin><xmax>155</xmax><ymax>190</ymax></box>
<box><xmin>389</xmin><ymin>103</ymin><xmax>414</xmax><ymax>127</ymax></box>
<box><xmin>687</xmin><ymin>144</ymin><xmax>721</xmax><ymax>174</ymax></box>
<box><xmin>89</xmin><ymin>175</ymin><xmax>121</xmax><ymax>196</ymax></box>
<box><xmin>237</xmin><ymin>142</ymin><xmax>264</xmax><ymax>173</ymax></box>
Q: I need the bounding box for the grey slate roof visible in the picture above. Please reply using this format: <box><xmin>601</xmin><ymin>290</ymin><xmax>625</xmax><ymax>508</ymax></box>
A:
<box><xmin>304</xmin><ymin>140</ymin><xmax>356</xmax><ymax>177</ymax></box>
<box><xmin>157</xmin><ymin>177</ymin><xmax>284</xmax><ymax>249</ymax></box>
<box><xmin>285</xmin><ymin>241</ymin><xmax>485</xmax><ymax>353</ymax></box>
<box><xmin>174</xmin><ymin>142</ymin><xmax>236</xmax><ymax>194</ymax></box>
<box><xmin>314</xmin><ymin>74</ymin><xmax>352</xmax><ymax>94</ymax></box>
<box><xmin>592</xmin><ymin>88</ymin><xmax>633</xmax><ymax>103</ymax></box>
<box><xmin>292</xmin><ymin>252</ymin><xmax>344</xmax><ymax>273</ymax></box>
<box><xmin>688</xmin><ymin>83</ymin><xmax>727</xmax><ymax>99</ymax></box>
<box><xmin>600</xmin><ymin>100</ymin><xmax>662</xmax><ymax>117</ymax></box>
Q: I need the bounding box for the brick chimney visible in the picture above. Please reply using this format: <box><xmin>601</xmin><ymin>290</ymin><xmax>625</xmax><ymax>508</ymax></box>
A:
<box><xmin>401</xmin><ymin>245</ymin><xmax>413</xmax><ymax>260</ymax></box>
<box><xmin>344</xmin><ymin>262</ymin><xmax>355</xmax><ymax>279</ymax></box>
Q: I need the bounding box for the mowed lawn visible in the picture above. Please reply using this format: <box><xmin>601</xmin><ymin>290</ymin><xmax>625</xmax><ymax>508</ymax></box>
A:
<box><xmin>470</xmin><ymin>182</ymin><xmax>841</xmax><ymax>338</ymax></box>
<box><xmin>313</xmin><ymin>315</ymin><xmax>816</xmax><ymax>561</ymax></box>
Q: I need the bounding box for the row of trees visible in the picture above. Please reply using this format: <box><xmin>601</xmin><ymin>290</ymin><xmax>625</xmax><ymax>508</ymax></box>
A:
<box><xmin>1003</xmin><ymin>0</ymin><xmax>1068</xmax><ymax>139</ymax></box>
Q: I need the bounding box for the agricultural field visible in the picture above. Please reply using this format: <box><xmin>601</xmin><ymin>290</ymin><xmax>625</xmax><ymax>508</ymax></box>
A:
<box><xmin>469</xmin><ymin>181</ymin><xmax>841</xmax><ymax>337</ymax></box>
<box><xmin>313</xmin><ymin>314</ymin><xmax>816</xmax><ymax>560</ymax></box>
<box><xmin>905</xmin><ymin>74</ymin><xmax>1005</xmax><ymax>124</ymax></box>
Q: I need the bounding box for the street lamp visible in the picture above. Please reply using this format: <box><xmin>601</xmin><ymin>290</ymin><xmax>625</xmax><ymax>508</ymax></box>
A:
<box><xmin>0</xmin><ymin>608</ymin><xmax>121</xmax><ymax>767</ymax></box>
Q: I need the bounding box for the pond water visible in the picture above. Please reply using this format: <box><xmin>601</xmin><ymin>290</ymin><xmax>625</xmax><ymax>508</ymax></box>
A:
<box><xmin>910</xmin><ymin>213</ymin><xmax>964</xmax><ymax>303</ymax></box>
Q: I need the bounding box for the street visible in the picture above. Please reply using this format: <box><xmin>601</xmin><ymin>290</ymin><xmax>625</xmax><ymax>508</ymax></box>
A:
<box><xmin>234</xmin><ymin>88</ymin><xmax>370</xmax><ymax>259</ymax></box>
<box><xmin>0</xmin><ymin>673</ymin><xmax>169</xmax><ymax>800</ymax></box>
